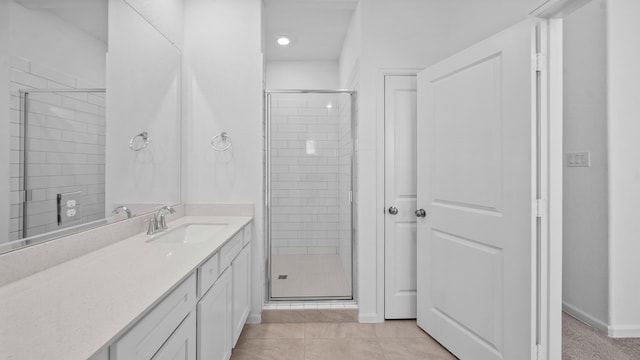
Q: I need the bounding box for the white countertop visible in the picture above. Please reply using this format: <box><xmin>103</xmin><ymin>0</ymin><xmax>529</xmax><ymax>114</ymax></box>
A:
<box><xmin>0</xmin><ymin>215</ymin><xmax>253</xmax><ymax>360</ymax></box>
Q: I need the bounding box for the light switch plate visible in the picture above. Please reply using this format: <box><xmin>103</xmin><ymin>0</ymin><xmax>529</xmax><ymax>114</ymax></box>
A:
<box><xmin>566</xmin><ymin>152</ymin><xmax>591</xmax><ymax>167</ymax></box>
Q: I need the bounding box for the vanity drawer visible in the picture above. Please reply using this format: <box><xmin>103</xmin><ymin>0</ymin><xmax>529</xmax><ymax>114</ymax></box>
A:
<box><xmin>198</xmin><ymin>253</ymin><xmax>220</xmax><ymax>297</ymax></box>
<box><xmin>220</xmin><ymin>233</ymin><xmax>243</xmax><ymax>270</ymax></box>
<box><xmin>242</xmin><ymin>224</ymin><xmax>252</xmax><ymax>247</ymax></box>
<box><xmin>111</xmin><ymin>273</ymin><xmax>196</xmax><ymax>360</ymax></box>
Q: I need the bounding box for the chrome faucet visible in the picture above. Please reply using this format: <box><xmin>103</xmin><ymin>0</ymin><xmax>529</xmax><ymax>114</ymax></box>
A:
<box><xmin>147</xmin><ymin>205</ymin><xmax>176</xmax><ymax>235</ymax></box>
<box><xmin>112</xmin><ymin>205</ymin><xmax>134</xmax><ymax>219</ymax></box>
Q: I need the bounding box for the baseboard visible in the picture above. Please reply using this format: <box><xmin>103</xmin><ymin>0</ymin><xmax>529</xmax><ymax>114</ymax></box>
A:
<box><xmin>608</xmin><ymin>325</ymin><xmax>640</xmax><ymax>338</ymax></box>
<box><xmin>358</xmin><ymin>312</ymin><xmax>384</xmax><ymax>323</ymax></box>
<box><xmin>246</xmin><ymin>313</ymin><xmax>262</xmax><ymax>324</ymax></box>
<box><xmin>562</xmin><ymin>302</ymin><xmax>609</xmax><ymax>333</ymax></box>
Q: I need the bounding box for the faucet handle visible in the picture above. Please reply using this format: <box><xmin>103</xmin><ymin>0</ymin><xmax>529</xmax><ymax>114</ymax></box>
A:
<box><xmin>147</xmin><ymin>217</ymin><xmax>157</xmax><ymax>235</ymax></box>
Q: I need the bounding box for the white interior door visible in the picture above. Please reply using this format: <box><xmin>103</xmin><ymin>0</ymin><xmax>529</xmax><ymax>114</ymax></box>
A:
<box><xmin>384</xmin><ymin>75</ymin><xmax>418</xmax><ymax>319</ymax></box>
<box><xmin>416</xmin><ymin>20</ymin><xmax>538</xmax><ymax>360</ymax></box>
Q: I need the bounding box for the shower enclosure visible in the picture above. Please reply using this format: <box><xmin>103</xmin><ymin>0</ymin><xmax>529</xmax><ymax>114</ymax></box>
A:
<box><xmin>266</xmin><ymin>90</ymin><xmax>355</xmax><ymax>301</ymax></box>
<box><xmin>10</xmin><ymin>88</ymin><xmax>107</xmax><ymax>247</ymax></box>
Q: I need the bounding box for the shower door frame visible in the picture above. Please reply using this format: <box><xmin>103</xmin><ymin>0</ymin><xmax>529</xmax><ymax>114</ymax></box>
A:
<box><xmin>265</xmin><ymin>89</ymin><xmax>356</xmax><ymax>302</ymax></box>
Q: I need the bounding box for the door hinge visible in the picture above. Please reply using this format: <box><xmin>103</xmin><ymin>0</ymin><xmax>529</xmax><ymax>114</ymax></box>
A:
<box><xmin>534</xmin><ymin>53</ymin><xmax>547</xmax><ymax>72</ymax></box>
<box><xmin>536</xmin><ymin>199</ymin><xmax>547</xmax><ymax>218</ymax></box>
<box><xmin>348</xmin><ymin>190</ymin><xmax>353</xmax><ymax>203</ymax></box>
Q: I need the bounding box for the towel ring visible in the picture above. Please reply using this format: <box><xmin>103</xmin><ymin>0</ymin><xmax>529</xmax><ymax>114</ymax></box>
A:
<box><xmin>129</xmin><ymin>131</ymin><xmax>150</xmax><ymax>151</ymax></box>
<box><xmin>211</xmin><ymin>132</ymin><xmax>232</xmax><ymax>151</ymax></box>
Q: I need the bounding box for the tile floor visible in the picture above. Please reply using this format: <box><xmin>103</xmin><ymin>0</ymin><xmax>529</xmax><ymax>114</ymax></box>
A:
<box><xmin>271</xmin><ymin>254</ymin><xmax>351</xmax><ymax>298</ymax></box>
<box><xmin>231</xmin><ymin>320</ymin><xmax>458</xmax><ymax>360</ymax></box>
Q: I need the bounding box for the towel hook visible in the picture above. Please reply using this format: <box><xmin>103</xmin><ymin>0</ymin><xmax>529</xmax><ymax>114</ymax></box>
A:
<box><xmin>211</xmin><ymin>132</ymin><xmax>232</xmax><ymax>151</ymax></box>
<box><xmin>129</xmin><ymin>131</ymin><xmax>150</xmax><ymax>151</ymax></box>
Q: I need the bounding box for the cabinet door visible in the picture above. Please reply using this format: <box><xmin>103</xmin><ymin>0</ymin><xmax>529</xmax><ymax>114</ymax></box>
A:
<box><xmin>197</xmin><ymin>268</ymin><xmax>232</xmax><ymax>360</ymax></box>
<box><xmin>232</xmin><ymin>244</ymin><xmax>251</xmax><ymax>347</ymax></box>
<box><xmin>152</xmin><ymin>312</ymin><xmax>196</xmax><ymax>360</ymax></box>
<box><xmin>111</xmin><ymin>274</ymin><xmax>196</xmax><ymax>360</ymax></box>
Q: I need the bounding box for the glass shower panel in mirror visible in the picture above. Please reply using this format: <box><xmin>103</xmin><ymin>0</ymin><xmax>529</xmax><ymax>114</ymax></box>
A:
<box><xmin>11</xmin><ymin>89</ymin><xmax>106</xmax><ymax>242</ymax></box>
<box><xmin>267</xmin><ymin>91</ymin><xmax>353</xmax><ymax>300</ymax></box>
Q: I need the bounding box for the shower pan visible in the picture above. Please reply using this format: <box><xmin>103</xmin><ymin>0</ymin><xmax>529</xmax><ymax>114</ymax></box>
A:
<box><xmin>265</xmin><ymin>90</ymin><xmax>355</xmax><ymax>301</ymax></box>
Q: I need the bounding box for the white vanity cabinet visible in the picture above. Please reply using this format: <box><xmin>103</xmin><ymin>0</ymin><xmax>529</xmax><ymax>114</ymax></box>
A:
<box><xmin>197</xmin><ymin>268</ymin><xmax>232</xmax><ymax>360</ymax></box>
<box><xmin>232</xmin><ymin>243</ymin><xmax>251</xmax><ymax>347</ymax></box>
<box><xmin>107</xmin><ymin>221</ymin><xmax>252</xmax><ymax>360</ymax></box>
<box><xmin>198</xmin><ymin>224</ymin><xmax>252</xmax><ymax>359</ymax></box>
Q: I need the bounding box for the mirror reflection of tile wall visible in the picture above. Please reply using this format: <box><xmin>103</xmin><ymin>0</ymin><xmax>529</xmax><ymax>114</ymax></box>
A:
<box><xmin>9</xmin><ymin>57</ymin><xmax>106</xmax><ymax>240</ymax></box>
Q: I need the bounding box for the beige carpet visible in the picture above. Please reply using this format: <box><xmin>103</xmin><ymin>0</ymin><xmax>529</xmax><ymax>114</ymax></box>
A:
<box><xmin>563</xmin><ymin>312</ymin><xmax>640</xmax><ymax>359</ymax></box>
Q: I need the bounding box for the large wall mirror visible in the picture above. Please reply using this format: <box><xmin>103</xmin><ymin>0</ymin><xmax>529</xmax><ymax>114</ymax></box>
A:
<box><xmin>1</xmin><ymin>0</ymin><xmax>182</xmax><ymax>254</ymax></box>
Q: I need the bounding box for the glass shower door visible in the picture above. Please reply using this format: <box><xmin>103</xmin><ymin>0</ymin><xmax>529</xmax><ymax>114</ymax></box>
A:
<box><xmin>267</xmin><ymin>91</ymin><xmax>353</xmax><ymax>300</ymax></box>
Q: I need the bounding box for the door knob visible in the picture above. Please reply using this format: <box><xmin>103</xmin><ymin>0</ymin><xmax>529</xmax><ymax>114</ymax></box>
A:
<box><xmin>415</xmin><ymin>209</ymin><xmax>426</xmax><ymax>218</ymax></box>
<box><xmin>388</xmin><ymin>206</ymin><xmax>399</xmax><ymax>215</ymax></box>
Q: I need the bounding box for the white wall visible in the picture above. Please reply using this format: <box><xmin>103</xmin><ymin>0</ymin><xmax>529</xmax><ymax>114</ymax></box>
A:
<box><xmin>183</xmin><ymin>0</ymin><xmax>264</xmax><ymax>322</ymax></box>
<box><xmin>105</xmin><ymin>0</ymin><xmax>182</xmax><ymax>212</ymax></box>
<box><xmin>338</xmin><ymin>6</ymin><xmax>360</xmax><ymax>89</ymax></box>
<box><xmin>0</xmin><ymin>0</ymin><xmax>10</xmax><ymax>245</ymax></box>
<box><xmin>353</xmin><ymin>0</ymin><xmax>546</xmax><ymax>322</ymax></box>
<box><xmin>266</xmin><ymin>61</ymin><xmax>338</xmax><ymax>89</ymax></box>
<box><xmin>562</xmin><ymin>0</ymin><xmax>609</xmax><ymax>329</ymax></box>
<box><xmin>606</xmin><ymin>0</ymin><xmax>640</xmax><ymax>337</ymax></box>
<box><xmin>122</xmin><ymin>0</ymin><xmax>185</xmax><ymax>50</ymax></box>
<box><xmin>9</xmin><ymin>1</ymin><xmax>106</xmax><ymax>87</ymax></box>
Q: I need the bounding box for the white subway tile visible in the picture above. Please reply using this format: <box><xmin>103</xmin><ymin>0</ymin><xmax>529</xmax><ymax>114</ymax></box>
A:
<box><xmin>63</xmin><ymin>164</ymin><xmax>100</xmax><ymax>176</ymax></box>
<box><xmin>31</xmin><ymin>64</ymin><xmax>76</xmax><ymax>88</ymax></box>
<box><xmin>27</xmin><ymin>126</ymin><xmax>63</xmax><ymax>141</ymax></box>
<box><xmin>47</xmin><ymin>152</ymin><xmax>88</xmax><ymax>164</ymax></box>
<box><xmin>28</xmin><ymin>175</ymin><xmax>76</xmax><ymax>189</ymax></box>
<box><xmin>11</xmin><ymin>69</ymin><xmax>47</xmax><ymax>89</ymax></box>
<box><xmin>75</xmin><ymin>174</ymin><xmax>105</xmax><ymax>185</ymax></box>
<box><xmin>62</xmin><ymin>97</ymin><xmax>101</xmax><ymax>115</ymax></box>
<box><xmin>27</xmin><ymin>138</ymin><xmax>75</xmax><ymax>153</ymax></box>
<box><xmin>75</xmin><ymin>143</ymin><xmax>100</xmax><ymax>154</ymax></box>
<box><xmin>271</xmin><ymin>108</ymin><xmax>298</xmax><ymax>116</ymax></box>
<box><xmin>75</xmin><ymin>112</ymin><xmax>105</xmax><ymax>125</ymax></box>
<box><xmin>27</xmin><ymin>164</ymin><xmax>63</xmax><ymax>177</ymax></box>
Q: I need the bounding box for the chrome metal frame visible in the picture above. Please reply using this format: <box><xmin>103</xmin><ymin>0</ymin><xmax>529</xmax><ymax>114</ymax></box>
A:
<box><xmin>19</xmin><ymin>88</ymin><xmax>106</xmax><ymax>242</ymax></box>
<box><xmin>264</xmin><ymin>89</ymin><xmax>356</xmax><ymax>302</ymax></box>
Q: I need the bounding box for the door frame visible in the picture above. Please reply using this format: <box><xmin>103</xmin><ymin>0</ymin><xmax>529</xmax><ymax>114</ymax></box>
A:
<box><xmin>530</xmin><ymin>0</ymin><xmax>594</xmax><ymax>359</ymax></box>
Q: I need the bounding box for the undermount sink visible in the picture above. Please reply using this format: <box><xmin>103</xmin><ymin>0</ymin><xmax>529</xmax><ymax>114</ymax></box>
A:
<box><xmin>149</xmin><ymin>224</ymin><xmax>228</xmax><ymax>244</ymax></box>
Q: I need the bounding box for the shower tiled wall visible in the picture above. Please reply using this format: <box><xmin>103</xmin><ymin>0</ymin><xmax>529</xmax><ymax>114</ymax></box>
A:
<box><xmin>270</xmin><ymin>93</ymin><xmax>344</xmax><ymax>255</ymax></box>
<box><xmin>8</xmin><ymin>56</ymin><xmax>106</xmax><ymax>241</ymax></box>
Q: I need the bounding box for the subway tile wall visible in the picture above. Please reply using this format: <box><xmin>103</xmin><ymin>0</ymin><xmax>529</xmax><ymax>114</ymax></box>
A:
<box><xmin>270</xmin><ymin>93</ymin><xmax>352</xmax><ymax>256</ymax></box>
<box><xmin>8</xmin><ymin>56</ymin><xmax>106</xmax><ymax>241</ymax></box>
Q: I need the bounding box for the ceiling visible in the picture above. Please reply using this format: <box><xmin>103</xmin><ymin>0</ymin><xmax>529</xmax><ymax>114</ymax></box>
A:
<box><xmin>264</xmin><ymin>0</ymin><xmax>357</xmax><ymax>61</ymax></box>
<box><xmin>16</xmin><ymin>0</ymin><xmax>108</xmax><ymax>43</ymax></box>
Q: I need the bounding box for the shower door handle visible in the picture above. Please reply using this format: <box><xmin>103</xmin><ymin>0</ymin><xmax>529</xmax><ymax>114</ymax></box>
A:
<box><xmin>388</xmin><ymin>206</ymin><xmax>399</xmax><ymax>215</ymax></box>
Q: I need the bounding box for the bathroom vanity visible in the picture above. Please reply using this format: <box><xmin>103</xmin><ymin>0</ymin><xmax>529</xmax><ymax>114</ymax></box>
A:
<box><xmin>0</xmin><ymin>209</ymin><xmax>253</xmax><ymax>360</ymax></box>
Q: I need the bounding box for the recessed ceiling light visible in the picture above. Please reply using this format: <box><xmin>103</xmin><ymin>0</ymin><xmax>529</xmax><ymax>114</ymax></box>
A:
<box><xmin>277</xmin><ymin>36</ymin><xmax>291</xmax><ymax>46</ymax></box>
